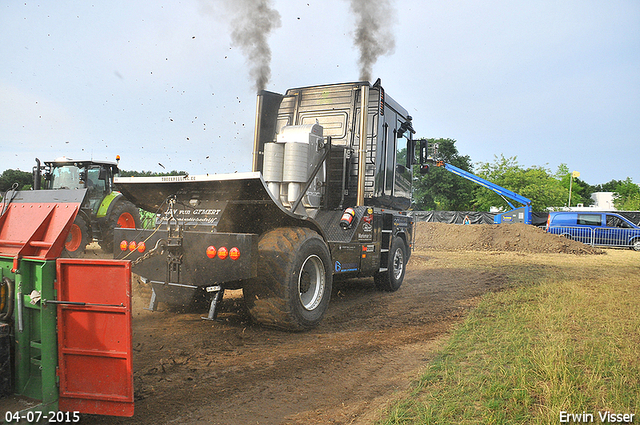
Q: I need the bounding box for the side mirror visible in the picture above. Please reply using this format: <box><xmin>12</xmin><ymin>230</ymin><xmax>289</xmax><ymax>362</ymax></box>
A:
<box><xmin>420</xmin><ymin>164</ymin><xmax>429</xmax><ymax>175</ymax></box>
<box><xmin>407</xmin><ymin>139</ymin><xmax>415</xmax><ymax>167</ymax></box>
<box><xmin>419</xmin><ymin>139</ymin><xmax>428</xmax><ymax>165</ymax></box>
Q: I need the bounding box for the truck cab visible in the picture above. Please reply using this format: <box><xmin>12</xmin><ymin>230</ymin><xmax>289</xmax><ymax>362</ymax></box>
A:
<box><xmin>253</xmin><ymin>81</ymin><xmax>416</xmax><ymax>213</ymax></box>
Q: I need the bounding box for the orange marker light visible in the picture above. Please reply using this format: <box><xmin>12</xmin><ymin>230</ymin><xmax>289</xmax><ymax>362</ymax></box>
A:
<box><xmin>217</xmin><ymin>246</ymin><xmax>228</xmax><ymax>260</ymax></box>
<box><xmin>229</xmin><ymin>247</ymin><xmax>240</xmax><ymax>261</ymax></box>
<box><xmin>206</xmin><ymin>246</ymin><xmax>217</xmax><ymax>259</ymax></box>
<box><xmin>137</xmin><ymin>241</ymin><xmax>146</xmax><ymax>252</ymax></box>
<box><xmin>129</xmin><ymin>241</ymin><xmax>137</xmax><ymax>251</ymax></box>
<box><xmin>120</xmin><ymin>240</ymin><xmax>128</xmax><ymax>251</ymax></box>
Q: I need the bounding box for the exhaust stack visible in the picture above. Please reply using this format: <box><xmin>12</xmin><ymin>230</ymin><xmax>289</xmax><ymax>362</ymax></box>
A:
<box><xmin>356</xmin><ymin>84</ymin><xmax>369</xmax><ymax>206</ymax></box>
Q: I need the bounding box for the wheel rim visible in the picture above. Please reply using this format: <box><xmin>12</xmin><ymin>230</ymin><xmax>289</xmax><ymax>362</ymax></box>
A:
<box><xmin>634</xmin><ymin>240</ymin><xmax>640</xmax><ymax>251</ymax></box>
<box><xmin>392</xmin><ymin>247</ymin><xmax>404</xmax><ymax>280</ymax></box>
<box><xmin>298</xmin><ymin>255</ymin><xmax>325</xmax><ymax>311</ymax></box>
<box><xmin>117</xmin><ymin>212</ymin><xmax>136</xmax><ymax>228</ymax></box>
<box><xmin>65</xmin><ymin>223</ymin><xmax>82</xmax><ymax>251</ymax></box>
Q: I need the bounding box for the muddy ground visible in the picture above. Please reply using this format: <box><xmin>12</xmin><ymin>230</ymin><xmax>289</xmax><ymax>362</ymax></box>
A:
<box><xmin>9</xmin><ymin>223</ymin><xmax>605</xmax><ymax>424</ymax></box>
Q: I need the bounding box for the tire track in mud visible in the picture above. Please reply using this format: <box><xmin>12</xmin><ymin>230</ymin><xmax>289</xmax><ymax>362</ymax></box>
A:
<box><xmin>89</xmin><ymin>255</ymin><xmax>507</xmax><ymax>425</ymax></box>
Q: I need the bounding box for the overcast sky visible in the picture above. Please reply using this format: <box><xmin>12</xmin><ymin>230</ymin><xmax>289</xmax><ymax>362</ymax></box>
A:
<box><xmin>1</xmin><ymin>0</ymin><xmax>638</xmax><ymax>186</ymax></box>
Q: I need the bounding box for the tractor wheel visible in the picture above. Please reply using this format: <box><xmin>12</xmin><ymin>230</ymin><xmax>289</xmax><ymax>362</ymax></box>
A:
<box><xmin>100</xmin><ymin>200</ymin><xmax>141</xmax><ymax>253</ymax></box>
<box><xmin>374</xmin><ymin>237</ymin><xmax>407</xmax><ymax>292</ymax></box>
<box><xmin>243</xmin><ymin>227</ymin><xmax>332</xmax><ymax>331</ymax></box>
<box><xmin>62</xmin><ymin>215</ymin><xmax>90</xmax><ymax>258</ymax></box>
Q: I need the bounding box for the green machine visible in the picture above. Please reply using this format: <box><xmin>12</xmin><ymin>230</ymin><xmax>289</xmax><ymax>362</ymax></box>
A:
<box><xmin>33</xmin><ymin>157</ymin><xmax>142</xmax><ymax>256</ymax></box>
<box><xmin>0</xmin><ymin>188</ymin><xmax>134</xmax><ymax>422</ymax></box>
<box><xmin>0</xmin><ymin>189</ymin><xmax>84</xmax><ymax>416</ymax></box>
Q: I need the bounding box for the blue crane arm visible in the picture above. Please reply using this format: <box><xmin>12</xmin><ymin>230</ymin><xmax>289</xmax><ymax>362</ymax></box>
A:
<box><xmin>435</xmin><ymin>161</ymin><xmax>532</xmax><ymax>208</ymax></box>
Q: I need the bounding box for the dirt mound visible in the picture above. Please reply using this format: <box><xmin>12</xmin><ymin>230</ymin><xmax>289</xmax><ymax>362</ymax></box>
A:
<box><xmin>414</xmin><ymin>222</ymin><xmax>604</xmax><ymax>255</ymax></box>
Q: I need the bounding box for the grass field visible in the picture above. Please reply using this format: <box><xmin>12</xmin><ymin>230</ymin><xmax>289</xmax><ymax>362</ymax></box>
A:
<box><xmin>379</xmin><ymin>249</ymin><xmax>640</xmax><ymax>424</ymax></box>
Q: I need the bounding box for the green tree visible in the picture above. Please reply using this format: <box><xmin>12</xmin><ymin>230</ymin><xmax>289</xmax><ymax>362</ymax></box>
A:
<box><xmin>593</xmin><ymin>180</ymin><xmax>622</xmax><ymax>193</ymax></box>
<box><xmin>474</xmin><ymin>155</ymin><xmax>567</xmax><ymax>211</ymax></box>
<box><xmin>590</xmin><ymin>178</ymin><xmax>640</xmax><ymax>210</ymax></box>
<box><xmin>554</xmin><ymin>165</ymin><xmax>594</xmax><ymax>207</ymax></box>
<box><xmin>612</xmin><ymin>178</ymin><xmax>640</xmax><ymax>210</ymax></box>
<box><xmin>412</xmin><ymin>138</ymin><xmax>476</xmax><ymax>210</ymax></box>
<box><xmin>568</xmin><ymin>177</ymin><xmax>595</xmax><ymax>207</ymax></box>
<box><xmin>0</xmin><ymin>169</ymin><xmax>33</xmax><ymax>192</ymax></box>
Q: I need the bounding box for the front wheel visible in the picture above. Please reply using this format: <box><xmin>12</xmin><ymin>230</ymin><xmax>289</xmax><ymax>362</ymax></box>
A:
<box><xmin>243</xmin><ymin>227</ymin><xmax>332</xmax><ymax>331</ymax></box>
<box><xmin>62</xmin><ymin>215</ymin><xmax>90</xmax><ymax>257</ymax></box>
<box><xmin>631</xmin><ymin>238</ymin><xmax>640</xmax><ymax>251</ymax></box>
<box><xmin>374</xmin><ymin>237</ymin><xmax>407</xmax><ymax>292</ymax></box>
<box><xmin>100</xmin><ymin>200</ymin><xmax>141</xmax><ymax>252</ymax></box>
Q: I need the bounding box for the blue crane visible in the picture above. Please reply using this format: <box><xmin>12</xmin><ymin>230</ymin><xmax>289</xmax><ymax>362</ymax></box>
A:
<box><xmin>417</xmin><ymin>140</ymin><xmax>532</xmax><ymax>224</ymax></box>
<box><xmin>429</xmin><ymin>160</ymin><xmax>532</xmax><ymax>224</ymax></box>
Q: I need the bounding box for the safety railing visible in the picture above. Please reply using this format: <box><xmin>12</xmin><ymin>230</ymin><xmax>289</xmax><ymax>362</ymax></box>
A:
<box><xmin>547</xmin><ymin>226</ymin><xmax>640</xmax><ymax>249</ymax></box>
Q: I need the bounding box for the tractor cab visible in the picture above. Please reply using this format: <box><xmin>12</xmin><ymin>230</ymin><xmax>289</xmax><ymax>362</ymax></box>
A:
<box><xmin>36</xmin><ymin>158</ymin><xmax>120</xmax><ymax>214</ymax></box>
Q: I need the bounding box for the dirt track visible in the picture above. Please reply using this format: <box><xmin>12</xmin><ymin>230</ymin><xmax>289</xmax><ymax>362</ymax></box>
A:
<box><xmin>86</xmin><ymin>223</ymin><xmax>600</xmax><ymax>424</ymax></box>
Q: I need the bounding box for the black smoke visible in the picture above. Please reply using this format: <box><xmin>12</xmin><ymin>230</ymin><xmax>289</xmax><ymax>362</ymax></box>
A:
<box><xmin>227</xmin><ymin>0</ymin><xmax>282</xmax><ymax>92</ymax></box>
<box><xmin>348</xmin><ymin>0</ymin><xmax>396</xmax><ymax>82</ymax></box>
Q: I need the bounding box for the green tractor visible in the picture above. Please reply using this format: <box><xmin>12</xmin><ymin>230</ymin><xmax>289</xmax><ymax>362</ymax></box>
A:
<box><xmin>33</xmin><ymin>156</ymin><xmax>141</xmax><ymax>256</ymax></box>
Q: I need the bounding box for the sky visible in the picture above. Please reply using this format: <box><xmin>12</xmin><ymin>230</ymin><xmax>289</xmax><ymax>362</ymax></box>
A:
<box><xmin>1</xmin><ymin>0</ymin><xmax>639</xmax><ymax>186</ymax></box>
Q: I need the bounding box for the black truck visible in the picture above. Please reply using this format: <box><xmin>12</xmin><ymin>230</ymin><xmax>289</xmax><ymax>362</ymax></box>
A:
<box><xmin>114</xmin><ymin>81</ymin><xmax>420</xmax><ymax>330</ymax></box>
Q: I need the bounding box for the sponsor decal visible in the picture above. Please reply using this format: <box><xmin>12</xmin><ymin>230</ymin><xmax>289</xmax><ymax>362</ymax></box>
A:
<box><xmin>393</xmin><ymin>217</ymin><xmax>409</xmax><ymax>228</ymax></box>
<box><xmin>162</xmin><ymin>208</ymin><xmax>222</xmax><ymax>224</ymax></box>
<box><xmin>359</xmin><ymin>209</ymin><xmax>374</xmax><ymax>240</ymax></box>
<box><xmin>334</xmin><ymin>261</ymin><xmax>358</xmax><ymax>273</ymax></box>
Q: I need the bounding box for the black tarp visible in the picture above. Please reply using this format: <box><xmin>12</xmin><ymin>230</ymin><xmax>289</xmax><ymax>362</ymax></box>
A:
<box><xmin>411</xmin><ymin>211</ymin><xmax>496</xmax><ymax>224</ymax></box>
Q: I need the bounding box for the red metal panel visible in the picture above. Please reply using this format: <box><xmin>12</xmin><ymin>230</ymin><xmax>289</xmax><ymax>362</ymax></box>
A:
<box><xmin>56</xmin><ymin>259</ymin><xmax>134</xmax><ymax>417</ymax></box>
<box><xmin>0</xmin><ymin>190</ymin><xmax>85</xmax><ymax>260</ymax></box>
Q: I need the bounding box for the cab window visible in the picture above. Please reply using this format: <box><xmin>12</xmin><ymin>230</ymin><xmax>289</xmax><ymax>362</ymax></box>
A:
<box><xmin>51</xmin><ymin>165</ymin><xmax>82</xmax><ymax>190</ymax></box>
<box><xmin>395</xmin><ymin>126</ymin><xmax>411</xmax><ymax>181</ymax></box>
<box><xmin>606</xmin><ymin>215</ymin><xmax>633</xmax><ymax>228</ymax></box>
<box><xmin>577</xmin><ymin>214</ymin><xmax>601</xmax><ymax>226</ymax></box>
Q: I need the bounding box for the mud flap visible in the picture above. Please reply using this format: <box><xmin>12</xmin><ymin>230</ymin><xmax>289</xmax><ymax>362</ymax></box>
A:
<box><xmin>55</xmin><ymin>259</ymin><xmax>134</xmax><ymax>417</ymax></box>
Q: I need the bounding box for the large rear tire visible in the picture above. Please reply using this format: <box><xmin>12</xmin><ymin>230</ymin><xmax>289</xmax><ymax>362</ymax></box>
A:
<box><xmin>374</xmin><ymin>236</ymin><xmax>407</xmax><ymax>292</ymax></box>
<box><xmin>62</xmin><ymin>215</ymin><xmax>90</xmax><ymax>257</ymax></box>
<box><xmin>100</xmin><ymin>200</ymin><xmax>141</xmax><ymax>252</ymax></box>
<box><xmin>243</xmin><ymin>227</ymin><xmax>332</xmax><ymax>331</ymax></box>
